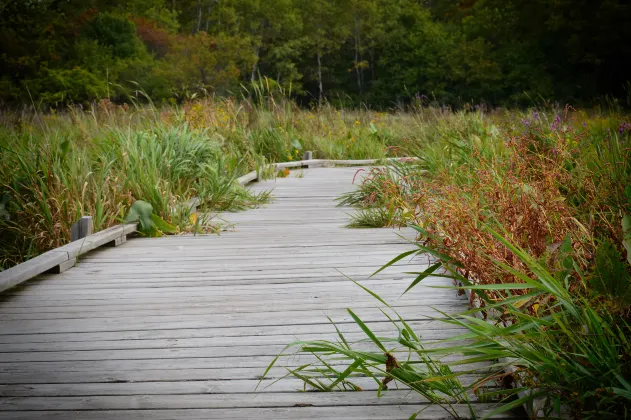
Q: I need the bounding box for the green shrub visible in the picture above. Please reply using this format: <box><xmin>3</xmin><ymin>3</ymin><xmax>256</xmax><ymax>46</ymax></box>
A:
<box><xmin>27</xmin><ymin>68</ymin><xmax>108</xmax><ymax>105</ymax></box>
<box><xmin>81</xmin><ymin>13</ymin><xmax>143</xmax><ymax>59</ymax></box>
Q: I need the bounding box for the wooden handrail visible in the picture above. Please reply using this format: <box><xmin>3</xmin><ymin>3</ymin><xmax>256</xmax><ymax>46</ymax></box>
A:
<box><xmin>237</xmin><ymin>156</ymin><xmax>417</xmax><ymax>186</ymax></box>
<box><xmin>0</xmin><ymin>223</ymin><xmax>136</xmax><ymax>293</ymax></box>
<box><xmin>0</xmin><ymin>155</ymin><xmax>416</xmax><ymax>292</ymax></box>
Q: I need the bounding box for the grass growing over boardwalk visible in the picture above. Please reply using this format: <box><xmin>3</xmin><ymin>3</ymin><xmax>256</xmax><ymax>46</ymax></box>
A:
<box><xmin>269</xmin><ymin>107</ymin><xmax>631</xmax><ymax>418</ymax></box>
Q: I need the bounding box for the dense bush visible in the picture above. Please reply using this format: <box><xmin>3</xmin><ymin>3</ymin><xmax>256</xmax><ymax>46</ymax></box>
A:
<box><xmin>81</xmin><ymin>13</ymin><xmax>142</xmax><ymax>59</ymax></box>
<box><xmin>27</xmin><ymin>68</ymin><xmax>109</xmax><ymax>105</ymax></box>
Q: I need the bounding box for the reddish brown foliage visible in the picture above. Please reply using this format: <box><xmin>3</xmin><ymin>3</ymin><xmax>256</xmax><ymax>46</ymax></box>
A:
<box><xmin>133</xmin><ymin>17</ymin><xmax>171</xmax><ymax>57</ymax></box>
<box><xmin>408</xmin><ymin>135</ymin><xmax>588</xmax><ymax>294</ymax></box>
<box><xmin>72</xmin><ymin>8</ymin><xmax>98</xmax><ymax>36</ymax></box>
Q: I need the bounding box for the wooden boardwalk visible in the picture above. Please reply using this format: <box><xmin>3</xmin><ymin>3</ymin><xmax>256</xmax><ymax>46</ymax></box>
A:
<box><xmin>0</xmin><ymin>167</ymin><xmax>522</xmax><ymax>419</ymax></box>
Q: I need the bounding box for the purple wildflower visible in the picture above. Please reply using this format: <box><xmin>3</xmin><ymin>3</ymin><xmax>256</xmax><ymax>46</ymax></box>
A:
<box><xmin>618</xmin><ymin>122</ymin><xmax>631</xmax><ymax>134</ymax></box>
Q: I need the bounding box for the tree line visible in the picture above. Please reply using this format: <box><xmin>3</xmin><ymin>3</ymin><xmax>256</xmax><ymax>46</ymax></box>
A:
<box><xmin>1</xmin><ymin>0</ymin><xmax>630</xmax><ymax>107</ymax></box>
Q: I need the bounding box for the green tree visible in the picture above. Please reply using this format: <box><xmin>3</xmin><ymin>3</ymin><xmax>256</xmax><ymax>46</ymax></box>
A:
<box><xmin>233</xmin><ymin>0</ymin><xmax>303</xmax><ymax>84</ymax></box>
<box><xmin>298</xmin><ymin>0</ymin><xmax>351</xmax><ymax>104</ymax></box>
<box><xmin>345</xmin><ymin>0</ymin><xmax>379</xmax><ymax>95</ymax></box>
<box><xmin>28</xmin><ymin>68</ymin><xmax>108</xmax><ymax>105</ymax></box>
<box><xmin>2</xmin><ymin>0</ymin><xmax>631</xmax><ymax>106</ymax></box>
<box><xmin>81</xmin><ymin>13</ymin><xmax>144</xmax><ymax>59</ymax></box>
<box><xmin>158</xmin><ymin>32</ymin><xmax>256</xmax><ymax>96</ymax></box>
<box><xmin>372</xmin><ymin>2</ymin><xmax>453</xmax><ymax>102</ymax></box>
<box><xmin>460</xmin><ymin>0</ymin><xmax>553</xmax><ymax>103</ymax></box>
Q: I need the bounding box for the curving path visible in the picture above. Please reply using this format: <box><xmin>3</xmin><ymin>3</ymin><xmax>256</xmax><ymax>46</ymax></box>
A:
<box><xmin>0</xmin><ymin>167</ymin><xmax>523</xmax><ymax>419</ymax></box>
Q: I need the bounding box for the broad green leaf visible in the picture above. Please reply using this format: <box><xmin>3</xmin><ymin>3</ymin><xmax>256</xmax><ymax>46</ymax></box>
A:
<box><xmin>151</xmin><ymin>213</ymin><xmax>178</xmax><ymax>234</ymax></box>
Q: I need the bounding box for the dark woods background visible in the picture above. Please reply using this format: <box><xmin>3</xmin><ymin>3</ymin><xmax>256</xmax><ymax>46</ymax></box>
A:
<box><xmin>1</xmin><ymin>0</ymin><xmax>630</xmax><ymax>107</ymax></box>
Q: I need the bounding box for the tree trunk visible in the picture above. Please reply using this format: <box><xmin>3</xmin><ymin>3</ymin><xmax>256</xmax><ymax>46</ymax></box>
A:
<box><xmin>251</xmin><ymin>46</ymin><xmax>260</xmax><ymax>82</ymax></box>
<box><xmin>200</xmin><ymin>68</ymin><xmax>207</xmax><ymax>85</ymax></box>
<box><xmin>317</xmin><ymin>51</ymin><xmax>323</xmax><ymax>106</ymax></box>
<box><xmin>370</xmin><ymin>48</ymin><xmax>375</xmax><ymax>83</ymax></box>
<box><xmin>195</xmin><ymin>1</ymin><xmax>202</xmax><ymax>34</ymax></box>
<box><xmin>205</xmin><ymin>1</ymin><xmax>212</xmax><ymax>32</ymax></box>
<box><xmin>354</xmin><ymin>15</ymin><xmax>362</xmax><ymax>94</ymax></box>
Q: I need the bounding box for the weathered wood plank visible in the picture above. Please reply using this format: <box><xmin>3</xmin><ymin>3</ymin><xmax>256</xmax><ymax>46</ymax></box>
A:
<box><xmin>0</xmin><ymin>329</ymin><xmax>461</xmax><ymax>352</ymax></box>
<box><xmin>0</xmin><ymin>251</ymin><xmax>68</xmax><ymax>292</ymax></box>
<box><xmin>0</xmin><ymin>300</ymin><xmax>458</xmax><ymax>321</ymax></box>
<box><xmin>0</xmin><ymin>339</ymin><xmax>474</xmax><ymax>362</ymax></box>
<box><xmin>0</xmin><ymin>374</ymin><xmax>495</xmax><ymax>397</ymax></box>
<box><xmin>0</xmin><ymin>320</ymin><xmax>454</xmax><ymax>345</ymax></box>
<box><xmin>0</xmin><ymin>223</ymin><xmax>136</xmax><ymax>293</ymax></box>
<box><xmin>0</xmin><ymin>307</ymin><xmax>454</xmax><ymax>335</ymax></box>
<box><xmin>0</xmin><ymin>167</ymin><xmax>520</xmax><ymax>418</ymax></box>
<box><xmin>0</xmin><ymin>290</ymin><xmax>452</xmax><ymax>309</ymax></box>
<box><xmin>0</xmin><ymin>405</ymin><xmax>524</xmax><ymax>420</ymax></box>
<box><xmin>0</xmin><ymin>390</ymin><xmax>477</xmax><ymax>411</ymax></box>
<box><xmin>0</xmin><ymin>364</ymin><xmax>487</xmax><ymax>385</ymax></box>
<box><xmin>3</xmin><ymin>278</ymin><xmax>440</xmax><ymax>298</ymax></box>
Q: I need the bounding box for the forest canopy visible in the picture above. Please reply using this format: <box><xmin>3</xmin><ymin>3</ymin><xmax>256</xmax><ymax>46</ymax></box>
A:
<box><xmin>1</xmin><ymin>0</ymin><xmax>630</xmax><ymax>107</ymax></box>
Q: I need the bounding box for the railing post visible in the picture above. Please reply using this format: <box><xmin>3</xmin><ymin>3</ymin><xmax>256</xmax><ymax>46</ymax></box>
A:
<box><xmin>303</xmin><ymin>151</ymin><xmax>313</xmax><ymax>168</ymax></box>
<box><xmin>56</xmin><ymin>215</ymin><xmax>94</xmax><ymax>273</ymax></box>
<box><xmin>71</xmin><ymin>216</ymin><xmax>93</xmax><ymax>242</ymax></box>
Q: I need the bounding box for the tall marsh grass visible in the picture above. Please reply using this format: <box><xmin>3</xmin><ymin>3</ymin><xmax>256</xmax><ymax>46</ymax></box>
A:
<box><xmin>0</xmin><ymin>97</ymin><xmax>455</xmax><ymax>269</ymax></box>
<box><xmin>273</xmin><ymin>107</ymin><xmax>631</xmax><ymax>418</ymax></box>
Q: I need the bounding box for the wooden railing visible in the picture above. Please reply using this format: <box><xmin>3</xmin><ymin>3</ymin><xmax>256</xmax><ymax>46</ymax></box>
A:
<box><xmin>0</xmin><ymin>223</ymin><xmax>136</xmax><ymax>292</ymax></box>
<box><xmin>0</xmin><ymin>154</ymin><xmax>414</xmax><ymax>292</ymax></box>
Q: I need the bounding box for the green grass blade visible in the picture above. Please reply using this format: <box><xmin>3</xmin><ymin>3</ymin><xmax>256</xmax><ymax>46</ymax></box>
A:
<box><xmin>403</xmin><ymin>262</ymin><xmax>442</xmax><ymax>295</ymax></box>
<box><xmin>370</xmin><ymin>249</ymin><xmax>418</xmax><ymax>277</ymax></box>
<box><xmin>347</xmin><ymin>309</ymin><xmax>387</xmax><ymax>353</ymax></box>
